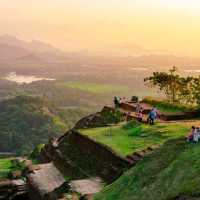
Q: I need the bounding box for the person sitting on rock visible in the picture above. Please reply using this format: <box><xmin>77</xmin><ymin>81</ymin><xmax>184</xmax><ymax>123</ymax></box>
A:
<box><xmin>186</xmin><ymin>126</ymin><xmax>196</xmax><ymax>142</ymax></box>
<box><xmin>193</xmin><ymin>127</ymin><xmax>199</xmax><ymax>143</ymax></box>
<box><xmin>194</xmin><ymin>127</ymin><xmax>200</xmax><ymax>143</ymax></box>
<box><xmin>197</xmin><ymin>127</ymin><xmax>200</xmax><ymax>141</ymax></box>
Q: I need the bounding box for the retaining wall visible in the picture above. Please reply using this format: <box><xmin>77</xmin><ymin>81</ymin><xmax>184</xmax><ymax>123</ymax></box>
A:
<box><xmin>40</xmin><ymin>130</ymin><xmax>131</xmax><ymax>183</ymax></box>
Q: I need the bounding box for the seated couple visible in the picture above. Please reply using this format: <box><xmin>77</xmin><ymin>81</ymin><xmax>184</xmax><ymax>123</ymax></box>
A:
<box><xmin>187</xmin><ymin>126</ymin><xmax>200</xmax><ymax>143</ymax></box>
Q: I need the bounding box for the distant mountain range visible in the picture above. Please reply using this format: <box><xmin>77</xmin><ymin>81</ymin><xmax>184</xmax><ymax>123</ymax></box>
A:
<box><xmin>0</xmin><ymin>34</ymin><xmax>200</xmax><ymax>67</ymax></box>
<box><xmin>0</xmin><ymin>35</ymin><xmax>67</xmax><ymax>62</ymax></box>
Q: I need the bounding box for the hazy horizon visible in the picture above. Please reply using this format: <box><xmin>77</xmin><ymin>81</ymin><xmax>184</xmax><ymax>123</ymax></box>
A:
<box><xmin>1</xmin><ymin>1</ymin><xmax>200</xmax><ymax>57</ymax></box>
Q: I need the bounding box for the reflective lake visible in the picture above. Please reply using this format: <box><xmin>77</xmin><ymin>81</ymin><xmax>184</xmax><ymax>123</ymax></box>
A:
<box><xmin>4</xmin><ymin>72</ymin><xmax>55</xmax><ymax>84</ymax></box>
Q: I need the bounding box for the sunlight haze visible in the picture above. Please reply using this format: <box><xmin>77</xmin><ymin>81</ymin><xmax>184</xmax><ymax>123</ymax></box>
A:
<box><xmin>1</xmin><ymin>0</ymin><xmax>200</xmax><ymax>56</ymax></box>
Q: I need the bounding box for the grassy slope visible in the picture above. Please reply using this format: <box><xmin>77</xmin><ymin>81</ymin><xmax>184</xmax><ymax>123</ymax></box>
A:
<box><xmin>80</xmin><ymin>122</ymin><xmax>189</xmax><ymax>156</ymax></box>
<box><xmin>95</xmin><ymin>138</ymin><xmax>200</xmax><ymax>200</ymax></box>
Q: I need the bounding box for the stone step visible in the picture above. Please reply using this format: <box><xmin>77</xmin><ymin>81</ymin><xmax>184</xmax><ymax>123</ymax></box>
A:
<box><xmin>126</xmin><ymin>158</ymin><xmax>137</xmax><ymax>166</ymax></box>
<box><xmin>126</xmin><ymin>145</ymin><xmax>161</xmax><ymax>166</ymax></box>
<box><xmin>132</xmin><ymin>152</ymin><xmax>144</xmax><ymax>158</ymax></box>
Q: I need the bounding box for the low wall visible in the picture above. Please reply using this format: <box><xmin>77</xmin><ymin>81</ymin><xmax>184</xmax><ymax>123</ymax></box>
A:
<box><xmin>160</xmin><ymin>110</ymin><xmax>200</xmax><ymax>121</ymax></box>
<box><xmin>120</xmin><ymin>102</ymin><xmax>136</xmax><ymax>112</ymax></box>
<box><xmin>40</xmin><ymin>130</ymin><xmax>131</xmax><ymax>183</ymax></box>
<box><xmin>120</xmin><ymin>102</ymin><xmax>150</xmax><ymax>114</ymax></box>
<box><xmin>120</xmin><ymin>102</ymin><xmax>200</xmax><ymax>121</ymax></box>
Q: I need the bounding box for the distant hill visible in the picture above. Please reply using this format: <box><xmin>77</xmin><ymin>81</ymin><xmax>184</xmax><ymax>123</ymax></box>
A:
<box><xmin>0</xmin><ymin>34</ymin><xmax>63</xmax><ymax>54</ymax></box>
<box><xmin>0</xmin><ymin>35</ymin><xmax>67</xmax><ymax>62</ymax></box>
<box><xmin>0</xmin><ymin>43</ymin><xmax>31</xmax><ymax>60</ymax></box>
<box><xmin>1</xmin><ymin>34</ymin><xmax>200</xmax><ymax>67</ymax></box>
<box><xmin>16</xmin><ymin>53</ymin><xmax>42</xmax><ymax>63</ymax></box>
<box><xmin>0</xmin><ymin>95</ymin><xmax>67</xmax><ymax>154</ymax></box>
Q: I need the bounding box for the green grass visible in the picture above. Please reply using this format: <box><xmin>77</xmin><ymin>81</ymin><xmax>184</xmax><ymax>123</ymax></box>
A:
<box><xmin>142</xmin><ymin>97</ymin><xmax>196</xmax><ymax>114</ymax></box>
<box><xmin>0</xmin><ymin>157</ymin><xmax>27</xmax><ymax>180</ymax></box>
<box><xmin>94</xmin><ymin>138</ymin><xmax>200</xmax><ymax>200</ymax></box>
<box><xmin>0</xmin><ymin>158</ymin><xmax>13</xmax><ymax>179</ymax></box>
<box><xmin>80</xmin><ymin>121</ymin><xmax>189</xmax><ymax>157</ymax></box>
<box><xmin>60</xmin><ymin>81</ymin><xmax>130</xmax><ymax>94</ymax></box>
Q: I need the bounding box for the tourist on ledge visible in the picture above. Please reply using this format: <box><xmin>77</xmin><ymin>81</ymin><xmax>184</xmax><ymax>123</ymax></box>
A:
<box><xmin>186</xmin><ymin>126</ymin><xmax>195</xmax><ymax>142</ymax></box>
<box><xmin>148</xmin><ymin>109</ymin><xmax>157</xmax><ymax>125</ymax></box>
<box><xmin>114</xmin><ymin>96</ymin><xmax>120</xmax><ymax>108</ymax></box>
<box><xmin>186</xmin><ymin>126</ymin><xmax>199</xmax><ymax>143</ymax></box>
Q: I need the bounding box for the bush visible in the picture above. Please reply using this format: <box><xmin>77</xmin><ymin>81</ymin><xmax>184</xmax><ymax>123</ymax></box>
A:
<box><xmin>29</xmin><ymin>144</ymin><xmax>45</xmax><ymax>160</ymax></box>
<box><xmin>102</xmin><ymin>109</ymin><xmax>124</xmax><ymax>124</ymax></box>
<box><xmin>142</xmin><ymin>97</ymin><xmax>196</xmax><ymax>112</ymax></box>
<box><xmin>122</xmin><ymin>121</ymin><xmax>142</xmax><ymax>136</ymax></box>
<box><xmin>122</xmin><ymin>120</ymin><xmax>140</xmax><ymax>130</ymax></box>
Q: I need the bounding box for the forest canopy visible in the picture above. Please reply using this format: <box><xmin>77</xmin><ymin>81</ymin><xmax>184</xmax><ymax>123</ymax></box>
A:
<box><xmin>0</xmin><ymin>95</ymin><xmax>67</xmax><ymax>155</ymax></box>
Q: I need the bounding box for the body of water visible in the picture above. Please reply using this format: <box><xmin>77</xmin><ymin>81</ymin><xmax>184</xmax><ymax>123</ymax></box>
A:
<box><xmin>4</xmin><ymin>72</ymin><xmax>55</xmax><ymax>84</ymax></box>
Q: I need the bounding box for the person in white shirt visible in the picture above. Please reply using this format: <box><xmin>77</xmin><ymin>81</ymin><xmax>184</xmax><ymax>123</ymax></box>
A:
<box><xmin>193</xmin><ymin>127</ymin><xmax>199</xmax><ymax>143</ymax></box>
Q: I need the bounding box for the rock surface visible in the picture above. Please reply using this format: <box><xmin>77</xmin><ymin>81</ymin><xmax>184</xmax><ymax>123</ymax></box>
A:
<box><xmin>27</xmin><ymin>162</ymin><xmax>65</xmax><ymax>200</ymax></box>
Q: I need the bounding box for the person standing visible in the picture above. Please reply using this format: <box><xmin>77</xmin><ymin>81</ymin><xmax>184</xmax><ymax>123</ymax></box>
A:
<box><xmin>114</xmin><ymin>96</ymin><xmax>119</xmax><ymax>108</ymax></box>
<box><xmin>148</xmin><ymin>109</ymin><xmax>157</xmax><ymax>125</ymax></box>
<box><xmin>137</xmin><ymin>110</ymin><xmax>143</xmax><ymax>122</ymax></box>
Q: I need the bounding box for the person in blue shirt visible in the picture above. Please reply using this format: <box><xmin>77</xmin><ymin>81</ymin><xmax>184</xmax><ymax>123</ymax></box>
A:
<box><xmin>148</xmin><ymin>109</ymin><xmax>157</xmax><ymax>125</ymax></box>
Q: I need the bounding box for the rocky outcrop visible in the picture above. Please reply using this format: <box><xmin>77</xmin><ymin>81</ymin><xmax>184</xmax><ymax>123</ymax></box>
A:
<box><xmin>69</xmin><ymin>177</ymin><xmax>103</xmax><ymax>197</ymax></box>
<box><xmin>74</xmin><ymin>112</ymin><xmax>106</xmax><ymax>129</ymax></box>
<box><xmin>74</xmin><ymin>106</ymin><xmax>124</xmax><ymax>129</ymax></box>
<box><xmin>40</xmin><ymin>130</ymin><xmax>131</xmax><ymax>183</ymax></box>
<box><xmin>27</xmin><ymin>163</ymin><xmax>66</xmax><ymax>200</ymax></box>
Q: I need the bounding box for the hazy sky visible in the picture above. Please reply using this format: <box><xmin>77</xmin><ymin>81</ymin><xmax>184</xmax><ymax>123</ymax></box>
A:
<box><xmin>1</xmin><ymin>0</ymin><xmax>200</xmax><ymax>56</ymax></box>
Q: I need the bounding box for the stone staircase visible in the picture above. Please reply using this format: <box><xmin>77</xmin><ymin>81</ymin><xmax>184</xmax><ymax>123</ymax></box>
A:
<box><xmin>126</xmin><ymin>145</ymin><xmax>160</xmax><ymax>166</ymax></box>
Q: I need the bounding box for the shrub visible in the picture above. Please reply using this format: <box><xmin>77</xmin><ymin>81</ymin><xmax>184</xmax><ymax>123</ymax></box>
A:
<box><xmin>102</xmin><ymin>109</ymin><xmax>124</xmax><ymax>124</ymax></box>
<box><xmin>29</xmin><ymin>144</ymin><xmax>45</xmax><ymax>160</ymax></box>
<box><xmin>142</xmin><ymin>97</ymin><xmax>196</xmax><ymax>112</ymax></box>
<box><xmin>122</xmin><ymin>121</ymin><xmax>142</xmax><ymax>136</ymax></box>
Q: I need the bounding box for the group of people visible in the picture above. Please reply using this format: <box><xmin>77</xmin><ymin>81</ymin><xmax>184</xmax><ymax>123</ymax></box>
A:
<box><xmin>187</xmin><ymin>126</ymin><xmax>200</xmax><ymax>143</ymax></box>
<box><xmin>114</xmin><ymin>97</ymin><xmax>159</xmax><ymax>125</ymax></box>
<box><xmin>136</xmin><ymin>103</ymin><xmax>159</xmax><ymax>125</ymax></box>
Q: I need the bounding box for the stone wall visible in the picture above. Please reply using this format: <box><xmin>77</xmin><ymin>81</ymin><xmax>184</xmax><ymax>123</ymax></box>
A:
<box><xmin>40</xmin><ymin>130</ymin><xmax>131</xmax><ymax>183</ymax></box>
<box><xmin>160</xmin><ymin>110</ymin><xmax>200</xmax><ymax>121</ymax></box>
<box><xmin>119</xmin><ymin>102</ymin><xmax>200</xmax><ymax>121</ymax></box>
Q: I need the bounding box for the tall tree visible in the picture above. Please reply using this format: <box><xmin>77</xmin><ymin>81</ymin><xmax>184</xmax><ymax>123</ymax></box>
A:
<box><xmin>144</xmin><ymin>66</ymin><xmax>180</xmax><ymax>102</ymax></box>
